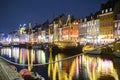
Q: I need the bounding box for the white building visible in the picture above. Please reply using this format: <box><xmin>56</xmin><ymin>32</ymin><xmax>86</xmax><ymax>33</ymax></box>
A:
<box><xmin>79</xmin><ymin>14</ymin><xmax>100</xmax><ymax>45</ymax></box>
<box><xmin>79</xmin><ymin>18</ymin><xmax>87</xmax><ymax>44</ymax></box>
<box><xmin>86</xmin><ymin>17</ymin><xmax>99</xmax><ymax>45</ymax></box>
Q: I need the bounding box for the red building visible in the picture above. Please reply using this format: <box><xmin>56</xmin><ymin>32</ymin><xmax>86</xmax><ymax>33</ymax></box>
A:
<box><xmin>62</xmin><ymin>19</ymin><xmax>80</xmax><ymax>42</ymax></box>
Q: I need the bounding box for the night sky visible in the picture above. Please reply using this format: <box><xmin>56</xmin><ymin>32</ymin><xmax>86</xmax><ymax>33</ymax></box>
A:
<box><xmin>0</xmin><ymin>0</ymin><xmax>108</xmax><ymax>34</ymax></box>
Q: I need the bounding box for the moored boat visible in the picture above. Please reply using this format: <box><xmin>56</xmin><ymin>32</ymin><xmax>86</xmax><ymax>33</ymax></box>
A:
<box><xmin>19</xmin><ymin>69</ymin><xmax>45</xmax><ymax>80</ymax></box>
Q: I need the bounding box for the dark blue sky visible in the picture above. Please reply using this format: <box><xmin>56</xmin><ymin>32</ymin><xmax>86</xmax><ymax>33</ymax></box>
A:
<box><xmin>0</xmin><ymin>0</ymin><xmax>108</xmax><ymax>34</ymax></box>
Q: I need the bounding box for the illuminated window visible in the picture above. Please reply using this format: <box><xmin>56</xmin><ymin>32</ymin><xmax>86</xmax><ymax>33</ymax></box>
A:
<box><xmin>102</xmin><ymin>10</ymin><xmax>104</xmax><ymax>13</ymax></box>
<box><xmin>110</xmin><ymin>8</ymin><xmax>112</xmax><ymax>11</ymax></box>
<box><xmin>106</xmin><ymin>9</ymin><xmax>108</xmax><ymax>13</ymax></box>
<box><xmin>115</xmin><ymin>23</ymin><xmax>117</xmax><ymax>28</ymax></box>
<box><xmin>87</xmin><ymin>23</ymin><xmax>89</xmax><ymax>26</ymax></box>
<box><xmin>76</xmin><ymin>22</ymin><xmax>78</xmax><ymax>25</ymax></box>
<box><xmin>94</xmin><ymin>21</ymin><xmax>96</xmax><ymax>25</ymax></box>
<box><xmin>118</xmin><ymin>22</ymin><xmax>120</xmax><ymax>28</ymax></box>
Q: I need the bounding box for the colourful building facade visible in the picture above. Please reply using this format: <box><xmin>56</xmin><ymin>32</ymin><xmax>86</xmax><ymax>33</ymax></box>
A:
<box><xmin>99</xmin><ymin>8</ymin><xmax>114</xmax><ymax>44</ymax></box>
<box><xmin>62</xmin><ymin>19</ymin><xmax>79</xmax><ymax>41</ymax></box>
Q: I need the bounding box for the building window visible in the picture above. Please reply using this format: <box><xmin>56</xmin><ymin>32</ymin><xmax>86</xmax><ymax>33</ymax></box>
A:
<box><xmin>106</xmin><ymin>9</ymin><xmax>108</xmax><ymax>13</ymax></box>
<box><xmin>102</xmin><ymin>10</ymin><xmax>104</xmax><ymax>14</ymax></box>
<box><xmin>84</xmin><ymin>18</ymin><xmax>86</xmax><ymax>22</ymax></box>
<box><xmin>110</xmin><ymin>8</ymin><xmax>112</xmax><ymax>11</ymax></box>
<box><xmin>118</xmin><ymin>22</ymin><xmax>120</xmax><ymax>28</ymax></box>
<box><xmin>87</xmin><ymin>23</ymin><xmax>89</xmax><ymax>26</ymax></box>
<box><xmin>115</xmin><ymin>23</ymin><xmax>117</xmax><ymax>28</ymax></box>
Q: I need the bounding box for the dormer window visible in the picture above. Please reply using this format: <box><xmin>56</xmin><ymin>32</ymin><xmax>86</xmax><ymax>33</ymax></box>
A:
<box><xmin>106</xmin><ymin>9</ymin><xmax>108</xmax><ymax>13</ymax></box>
<box><xmin>110</xmin><ymin>8</ymin><xmax>112</xmax><ymax>11</ymax></box>
<box><xmin>102</xmin><ymin>10</ymin><xmax>104</xmax><ymax>14</ymax></box>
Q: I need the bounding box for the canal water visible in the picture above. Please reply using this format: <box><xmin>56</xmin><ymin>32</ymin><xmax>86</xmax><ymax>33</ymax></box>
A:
<box><xmin>0</xmin><ymin>47</ymin><xmax>120</xmax><ymax>80</ymax></box>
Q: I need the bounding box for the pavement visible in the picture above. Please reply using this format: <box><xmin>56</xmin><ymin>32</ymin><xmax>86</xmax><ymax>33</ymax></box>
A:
<box><xmin>0</xmin><ymin>57</ymin><xmax>23</xmax><ymax>80</ymax></box>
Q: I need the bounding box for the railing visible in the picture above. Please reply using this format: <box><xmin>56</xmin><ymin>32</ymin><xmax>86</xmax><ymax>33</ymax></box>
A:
<box><xmin>0</xmin><ymin>58</ymin><xmax>23</xmax><ymax>80</ymax></box>
<box><xmin>0</xmin><ymin>63</ymin><xmax>10</xmax><ymax>80</ymax></box>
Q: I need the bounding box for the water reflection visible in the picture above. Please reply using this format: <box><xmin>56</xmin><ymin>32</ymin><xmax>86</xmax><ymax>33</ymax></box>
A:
<box><xmin>36</xmin><ymin>49</ymin><xmax>46</xmax><ymax>64</ymax></box>
<box><xmin>48</xmin><ymin>52</ymin><xmax>119</xmax><ymax>80</ymax></box>
<box><xmin>0</xmin><ymin>47</ymin><xmax>120</xmax><ymax>80</ymax></box>
<box><xmin>0</xmin><ymin>47</ymin><xmax>46</xmax><ymax>71</ymax></box>
<box><xmin>82</xmin><ymin>55</ymin><xmax>119</xmax><ymax>80</ymax></box>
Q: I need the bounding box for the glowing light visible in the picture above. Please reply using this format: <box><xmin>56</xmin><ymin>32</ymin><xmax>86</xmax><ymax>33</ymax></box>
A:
<box><xmin>81</xmin><ymin>55</ymin><xmax>119</xmax><ymax>80</ymax></box>
<box><xmin>19</xmin><ymin>24</ymin><xmax>22</xmax><ymax>27</ymax></box>
<box><xmin>37</xmin><ymin>50</ymin><xmax>46</xmax><ymax>64</ymax></box>
<box><xmin>23</xmin><ymin>24</ymin><xmax>26</xmax><ymax>26</ymax></box>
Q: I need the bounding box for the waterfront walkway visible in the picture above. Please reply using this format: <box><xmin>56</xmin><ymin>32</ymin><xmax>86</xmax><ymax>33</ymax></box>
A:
<box><xmin>0</xmin><ymin>57</ymin><xmax>23</xmax><ymax>80</ymax></box>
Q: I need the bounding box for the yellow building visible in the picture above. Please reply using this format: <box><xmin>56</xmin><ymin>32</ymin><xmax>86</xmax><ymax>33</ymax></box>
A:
<box><xmin>99</xmin><ymin>8</ymin><xmax>114</xmax><ymax>44</ymax></box>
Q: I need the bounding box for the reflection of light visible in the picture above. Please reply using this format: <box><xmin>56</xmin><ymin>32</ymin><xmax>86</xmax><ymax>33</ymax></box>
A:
<box><xmin>48</xmin><ymin>47</ymin><xmax>53</xmax><ymax>78</ymax></box>
<box><xmin>76</xmin><ymin>56</ymin><xmax>79</xmax><ymax>78</ymax></box>
<box><xmin>82</xmin><ymin>55</ymin><xmax>119</xmax><ymax>80</ymax></box>
<box><xmin>69</xmin><ymin>57</ymin><xmax>76</xmax><ymax>80</ymax></box>
<box><xmin>48</xmin><ymin>53</ymin><xmax>69</xmax><ymax>80</ymax></box>
<box><xmin>23</xmin><ymin>48</ymin><xmax>27</xmax><ymax>64</ymax></box>
<box><xmin>41</xmin><ymin>51</ymin><xmax>46</xmax><ymax>63</ymax></box>
<box><xmin>69</xmin><ymin>56</ymin><xmax>80</xmax><ymax>80</ymax></box>
<box><xmin>19</xmin><ymin>50</ymin><xmax>22</xmax><ymax>64</ymax></box>
<box><xmin>31</xmin><ymin>49</ymin><xmax>35</xmax><ymax>63</ymax></box>
<box><xmin>37</xmin><ymin>50</ymin><xmax>40</xmax><ymax>63</ymax></box>
<box><xmin>98</xmin><ymin>35</ymin><xmax>104</xmax><ymax>39</ymax></box>
<box><xmin>38</xmin><ymin>35</ymin><xmax>41</xmax><ymax>39</ymax></box>
<box><xmin>1</xmin><ymin>48</ymin><xmax>12</xmax><ymax>58</ymax></box>
<box><xmin>58</xmin><ymin>61</ymin><xmax>62</xmax><ymax>70</ymax></box>
<box><xmin>8</xmin><ymin>48</ymin><xmax>11</xmax><ymax>58</ymax></box>
<box><xmin>19</xmin><ymin>48</ymin><xmax>27</xmax><ymax>64</ymax></box>
<box><xmin>27</xmin><ymin>49</ymin><xmax>32</xmax><ymax>71</ymax></box>
<box><xmin>37</xmin><ymin>50</ymin><xmax>46</xmax><ymax>64</ymax></box>
<box><xmin>15</xmin><ymin>48</ymin><xmax>19</xmax><ymax>62</ymax></box>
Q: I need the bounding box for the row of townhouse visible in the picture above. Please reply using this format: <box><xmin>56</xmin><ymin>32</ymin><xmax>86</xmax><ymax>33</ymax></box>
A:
<box><xmin>1</xmin><ymin>0</ymin><xmax>120</xmax><ymax>45</ymax></box>
<box><xmin>48</xmin><ymin>0</ymin><xmax>120</xmax><ymax>45</ymax></box>
<box><xmin>79</xmin><ymin>8</ymin><xmax>114</xmax><ymax>45</ymax></box>
<box><xmin>79</xmin><ymin>0</ymin><xmax>120</xmax><ymax>45</ymax></box>
<box><xmin>49</xmin><ymin>14</ymin><xmax>80</xmax><ymax>43</ymax></box>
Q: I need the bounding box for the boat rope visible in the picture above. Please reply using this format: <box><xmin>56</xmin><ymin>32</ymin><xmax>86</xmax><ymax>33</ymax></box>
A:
<box><xmin>0</xmin><ymin>53</ymin><xmax>83</xmax><ymax>66</ymax></box>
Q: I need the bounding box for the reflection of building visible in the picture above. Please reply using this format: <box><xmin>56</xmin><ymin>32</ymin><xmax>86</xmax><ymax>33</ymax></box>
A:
<box><xmin>82</xmin><ymin>54</ymin><xmax>119</xmax><ymax>80</ymax></box>
<box><xmin>99</xmin><ymin>8</ymin><xmax>114</xmax><ymax>44</ymax></box>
